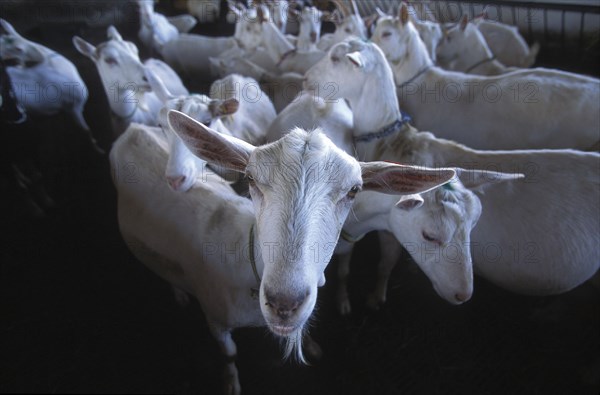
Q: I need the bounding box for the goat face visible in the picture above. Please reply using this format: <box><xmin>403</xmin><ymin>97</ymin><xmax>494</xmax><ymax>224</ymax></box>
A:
<box><xmin>391</xmin><ymin>185</ymin><xmax>478</xmax><ymax>304</ymax></box>
<box><xmin>247</xmin><ymin>129</ymin><xmax>363</xmax><ymax>337</ymax></box>
<box><xmin>371</xmin><ymin>16</ymin><xmax>416</xmax><ymax>65</ymax></box>
<box><xmin>168</xmin><ymin>110</ymin><xmax>455</xmax><ymax>349</ymax></box>
<box><xmin>74</xmin><ymin>27</ymin><xmax>151</xmax><ymax>95</ymax></box>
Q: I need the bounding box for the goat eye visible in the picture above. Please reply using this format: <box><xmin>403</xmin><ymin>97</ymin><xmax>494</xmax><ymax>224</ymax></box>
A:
<box><xmin>422</xmin><ymin>231</ymin><xmax>439</xmax><ymax>244</ymax></box>
<box><xmin>246</xmin><ymin>173</ymin><xmax>255</xmax><ymax>184</ymax></box>
<box><xmin>104</xmin><ymin>57</ymin><xmax>118</xmax><ymax>65</ymax></box>
<box><xmin>382</xmin><ymin>31</ymin><xmax>392</xmax><ymax>38</ymax></box>
<box><xmin>331</xmin><ymin>55</ymin><xmax>340</xmax><ymax>63</ymax></box>
<box><xmin>344</xmin><ymin>28</ymin><xmax>351</xmax><ymax>33</ymax></box>
<box><xmin>347</xmin><ymin>185</ymin><xmax>361</xmax><ymax>199</ymax></box>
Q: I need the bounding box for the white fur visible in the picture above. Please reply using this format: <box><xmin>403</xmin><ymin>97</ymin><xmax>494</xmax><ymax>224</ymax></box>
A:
<box><xmin>371</xmin><ymin>9</ymin><xmax>600</xmax><ymax>150</ymax></box>
<box><xmin>160</xmin><ymin>3</ymin><xmax>264</xmax><ymax>80</ymax></box>
<box><xmin>260</xmin><ymin>19</ymin><xmax>326</xmax><ymax>75</ymax></box>
<box><xmin>110</xmin><ymin>123</ymin><xmax>254</xmax><ymax>395</ymax></box>
<box><xmin>137</xmin><ymin>1</ymin><xmax>197</xmax><ymax>54</ymax></box>
<box><xmin>265</xmin><ymin>90</ymin><xmax>354</xmax><ymax>151</ymax></box>
<box><xmin>413</xmin><ymin>18</ymin><xmax>442</xmax><ymax>63</ymax></box>
<box><xmin>306</xmin><ymin>38</ymin><xmax>600</xmax><ymax>297</ymax></box>
<box><xmin>209</xmin><ymin>73</ymin><xmax>277</xmax><ymax>145</ymax></box>
<box><xmin>294</xmin><ymin>6</ymin><xmax>327</xmax><ymax>52</ymax></box>
<box><xmin>167</xmin><ymin>110</ymin><xmax>455</xmax><ymax>342</ymax></box>
<box><xmin>436</xmin><ymin>18</ymin><xmax>518</xmax><ymax>75</ymax></box>
<box><xmin>73</xmin><ymin>26</ymin><xmax>188</xmax><ymax>136</ymax></box>
<box><xmin>476</xmin><ymin>18</ymin><xmax>540</xmax><ymax>68</ymax></box>
<box><xmin>317</xmin><ymin>0</ymin><xmax>367</xmax><ymax>52</ymax></box>
<box><xmin>112</xmin><ymin>116</ymin><xmax>455</xmax><ymax>393</ymax></box>
<box><xmin>0</xmin><ymin>18</ymin><xmax>100</xmax><ymax>148</ymax></box>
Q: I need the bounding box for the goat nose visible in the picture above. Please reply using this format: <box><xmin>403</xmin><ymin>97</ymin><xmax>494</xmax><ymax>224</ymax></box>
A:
<box><xmin>265</xmin><ymin>289</ymin><xmax>309</xmax><ymax>320</ymax></box>
<box><xmin>454</xmin><ymin>292</ymin><xmax>471</xmax><ymax>303</ymax></box>
<box><xmin>167</xmin><ymin>175</ymin><xmax>186</xmax><ymax>191</ymax></box>
<box><xmin>142</xmin><ymin>75</ymin><xmax>148</xmax><ymax>82</ymax></box>
<box><xmin>310</xmin><ymin>31</ymin><xmax>317</xmax><ymax>43</ymax></box>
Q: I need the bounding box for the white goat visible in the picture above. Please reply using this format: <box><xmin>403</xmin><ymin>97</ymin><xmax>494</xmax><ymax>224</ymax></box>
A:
<box><xmin>436</xmin><ymin>15</ymin><xmax>517</xmax><ymax>75</ymax></box>
<box><xmin>144</xmin><ymin>66</ymin><xmax>239</xmax><ymax>192</ymax></box>
<box><xmin>73</xmin><ymin>26</ymin><xmax>188</xmax><ymax>136</ymax></box>
<box><xmin>371</xmin><ymin>4</ymin><xmax>600</xmax><ymax>151</ymax></box>
<box><xmin>413</xmin><ymin>17</ymin><xmax>443</xmax><ymax>63</ymax></box>
<box><xmin>137</xmin><ymin>0</ymin><xmax>196</xmax><ymax>55</ymax></box>
<box><xmin>474</xmin><ymin>15</ymin><xmax>540</xmax><ymax>69</ymax></box>
<box><xmin>209</xmin><ymin>73</ymin><xmax>277</xmax><ymax>145</ymax></box>
<box><xmin>334</xmin><ymin>174</ymin><xmax>506</xmax><ymax>313</ymax></box>
<box><xmin>268</xmin><ymin>0</ymin><xmax>289</xmax><ymax>33</ymax></box>
<box><xmin>0</xmin><ymin>18</ymin><xmax>102</xmax><ymax>151</ymax></box>
<box><xmin>112</xmin><ymin>119</ymin><xmax>453</xmax><ymax>393</ymax></box>
<box><xmin>160</xmin><ymin>2</ymin><xmax>266</xmax><ymax>81</ymax></box>
<box><xmin>317</xmin><ymin>0</ymin><xmax>367</xmax><ymax>52</ymax></box>
<box><xmin>305</xmin><ymin>38</ymin><xmax>600</xmax><ymax>299</ymax></box>
<box><xmin>262</xmin><ymin>85</ymin><xmax>494</xmax><ymax>307</ymax></box>
<box><xmin>258</xmin><ymin>15</ymin><xmax>326</xmax><ymax>76</ymax></box>
<box><xmin>168</xmin><ymin>110</ymin><xmax>455</xmax><ymax>338</ymax></box>
<box><xmin>290</xmin><ymin>5</ymin><xmax>329</xmax><ymax>51</ymax></box>
<box><xmin>265</xmin><ymin>90</ymin><xmax>354</xmax><ymax>150</ymax></box>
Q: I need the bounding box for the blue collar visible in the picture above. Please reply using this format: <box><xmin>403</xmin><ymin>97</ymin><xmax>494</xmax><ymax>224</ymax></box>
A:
<box><xmin>396</xmin><ymin>64</ymin><xmax>432</xmax><ymax>90</ymax></box>
<box><xmin>465</xmin><ymin>56</ymin><xmax>497</xmax><ymax>73</ymax></box>
<box><xmin>353</xmin><ymin>114</ymin><xmax>412</xmax><ymax>143</ymax></box>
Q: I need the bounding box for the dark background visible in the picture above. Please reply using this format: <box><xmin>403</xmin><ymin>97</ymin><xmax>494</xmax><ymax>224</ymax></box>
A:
<box><xmin>1</xmin><ymin>1</ymin><xmax>599</xmax><ymax>394</ymax></box>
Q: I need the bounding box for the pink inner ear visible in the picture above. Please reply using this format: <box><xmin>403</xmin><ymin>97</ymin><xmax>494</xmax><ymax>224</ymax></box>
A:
<box><xmin>346</xmin><ymin>53</ymin><xmax>362</xmax><ymax>68</ymax></box>
<box><xmin>168</xmin><ymin>111</ymin><xmax>250</xmax><ymax>171</ymax></box>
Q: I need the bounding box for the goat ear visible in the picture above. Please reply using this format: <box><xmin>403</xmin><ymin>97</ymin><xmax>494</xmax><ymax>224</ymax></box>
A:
<box><xmin>0</xmin><ymin>18</ymin><xmax>21</xmax><ymax>37</ymax></box>
<box><xmin>107</xmin><ymin>25</ymin><xmax>123</xmax><ymax>41</ymax></box>
<box><xmin>167</xmin><ymin>110</ymin><xmax>254</xmax><ymax>172</ymax></box>
<box><xmin>395</xmin><ymin>194</ymin><xmax>424</xmax><ymax>211</ymax></box>
<box><xmin>72</xmin><ymin>36</ymin><xmax>97</xmax><ymax>59</ymax></box>
<box><xmin>375</xmin><ymin>7</ymin><xmax>387</xmax><ymax>19</ymax></box>
<box><xmin>459</xmin><ymin>15</ymin><xmax>469</xmax><ymax>31</ymax></box>
<box><xmin>346</xmin><ymin>51</ymin><xmax>364</xmax><ymax>68</ymax></box>
<box><xmin>399</xmin><ymin>3</ymin><xmax>409</xmax><ymax>26</ymax></box>
<box><xmin>210</xmin><ymin>98</ymin><xmax>240</xmax><ymax>117</ymax></box>
<box><xmin>455</xmin><ymin>168</ymin><xmax>524</xmax><ymax>191</ymax></box>
<box><xmin>360</xmin><ymin>162</ymin><xmax>455</xmax><ymax>195</ymax></box>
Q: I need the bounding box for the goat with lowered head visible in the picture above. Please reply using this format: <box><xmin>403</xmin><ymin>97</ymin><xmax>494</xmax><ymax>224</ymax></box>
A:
<box><xmin>144</xmin><ymin>65</ymin><xmax>239</xmax><ymax>192</ymax></box>
<box><xmin>111</xmin><ymin>111</ymin><xmax>454</xmax><ymax>394</ymax></box>
<box><xmin>371</xmin><ymin>3</ymin><xmax>599</xmax><ymax>151</ymax></box>
<box><xmin>436</xmin><ymin>15</ymin><xmax>519</xmax><ymax>75</ymax></box>
<box><xmin>474</xmin><ymin>12</ymin><xmax>540</xmax><ymax>69</ymax></box>
<box><xmin>305</xmin><ymin>37</ymin><xmax>600</xmax><ymax>300</ymax></box>
<box><xmin>147</xmin><ymin>68</ymin><xmax>277</xmax><ymax>191</ymax></box>
<box><xmin>0</xmin><ymin>18</ymin><xmax>102</xmax><ymax>152</ymax></box>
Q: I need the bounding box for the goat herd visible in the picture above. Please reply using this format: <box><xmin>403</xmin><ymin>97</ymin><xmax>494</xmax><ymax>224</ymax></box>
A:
<box><xmin>1</xmin><ymin>0</ymin><xmax>599</xmax><ymax>394</ymax></box>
